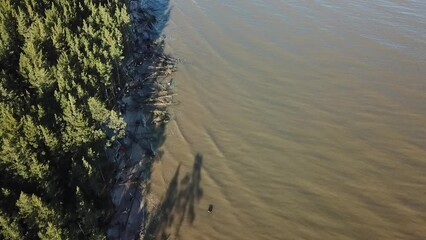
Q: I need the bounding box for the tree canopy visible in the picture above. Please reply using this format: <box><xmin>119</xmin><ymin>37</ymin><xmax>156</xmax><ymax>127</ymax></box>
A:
<box><xmin>0</xmin><ymin>0</ymin><xmax>130</xmax><ymax>238</ymax></box>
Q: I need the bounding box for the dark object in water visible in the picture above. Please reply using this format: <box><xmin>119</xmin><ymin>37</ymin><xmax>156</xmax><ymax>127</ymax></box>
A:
<box><xmin>120</xmin><ymin>103</ymin><xmax>127</xmax><ymax>114</ymax></box>
<box><xmin>208</xmin><ymin>204</ymin><xmax>213</xmax><ymax>213</ymax></box>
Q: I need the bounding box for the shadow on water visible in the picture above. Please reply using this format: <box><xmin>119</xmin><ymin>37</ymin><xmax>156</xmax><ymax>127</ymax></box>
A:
<box><xmin>144</xmin><ymin>154</ymin><xmax>204</xmax><ymax>240</ymax></box>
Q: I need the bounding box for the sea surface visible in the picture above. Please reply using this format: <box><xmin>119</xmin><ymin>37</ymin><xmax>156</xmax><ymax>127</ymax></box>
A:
<box><xmin>148</xmin><ymin>0</ymin><xmax>426</xmax><ymax>239</ymax></box>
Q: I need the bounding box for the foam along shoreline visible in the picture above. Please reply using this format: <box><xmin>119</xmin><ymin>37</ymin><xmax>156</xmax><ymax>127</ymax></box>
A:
<box><xmin>106</xmin><ymin>0</ymin><xmax>176</xmax><ymax>239</ymax></box>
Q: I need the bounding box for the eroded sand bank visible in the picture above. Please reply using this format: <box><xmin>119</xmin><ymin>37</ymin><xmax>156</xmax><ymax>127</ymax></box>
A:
<box><xmin>107</xmin><ymin>0</ymin><xmax>175</xmax><ymax>239</ymax></box>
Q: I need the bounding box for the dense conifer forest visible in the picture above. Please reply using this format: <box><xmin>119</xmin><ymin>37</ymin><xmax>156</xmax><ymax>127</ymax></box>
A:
<box><xmin>0</xmin><ymin>0</ymin><xmax>130</xmax><ymax>238</ymax></box>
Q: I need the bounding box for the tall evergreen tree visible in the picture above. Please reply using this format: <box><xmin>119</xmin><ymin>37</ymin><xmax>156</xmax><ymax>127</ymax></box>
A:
<box><xmin>0</xmin><ymin>0</ymin><xmax>131</xmax><ymax>238</ymax></box>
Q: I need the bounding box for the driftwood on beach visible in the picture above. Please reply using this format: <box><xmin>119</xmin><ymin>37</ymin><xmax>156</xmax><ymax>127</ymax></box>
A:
<box><xmin>106</xmin><ymin>0</ymin><xmax>176</xmax><ymax>239</ymax></box>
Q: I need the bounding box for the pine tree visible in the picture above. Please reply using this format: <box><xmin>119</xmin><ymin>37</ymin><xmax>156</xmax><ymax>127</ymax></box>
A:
<box><xmin>0</xmin><ymin>211</ymin><xmax>24</xmax><ymax>240</ymax></box>
<box><xmin>16</xmin><ymin>193</ymin><xmax>63</xmax><ymax>239</ymax></box>
<box><xmin>0</xmin><ymin>0</ymin><xmax>131</xmax><ymax>238</ymax></box>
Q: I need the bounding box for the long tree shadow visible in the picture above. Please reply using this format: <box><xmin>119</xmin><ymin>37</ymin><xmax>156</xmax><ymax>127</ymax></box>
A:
<box><xmin>144</xmin><ymin>154</ymin><xmax>204</xmax><ymax>240</ymax></box>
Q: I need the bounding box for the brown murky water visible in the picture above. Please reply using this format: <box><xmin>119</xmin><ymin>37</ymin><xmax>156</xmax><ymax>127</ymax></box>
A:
<box><xmin>147</xmin><ymin>0</ymin><xmax>426</xmax><ymax>239</ymax></box>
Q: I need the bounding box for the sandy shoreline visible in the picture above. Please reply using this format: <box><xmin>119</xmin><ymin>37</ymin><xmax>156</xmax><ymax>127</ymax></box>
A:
<box><xmin>106</xmin><ymin>0</ymin><xmax>175</xmax><ymax>239</ymax></box>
